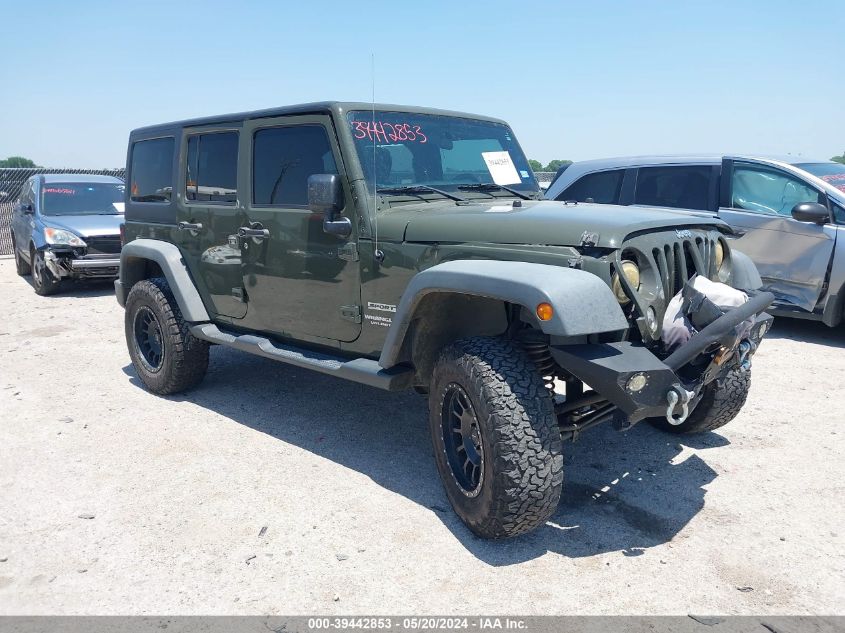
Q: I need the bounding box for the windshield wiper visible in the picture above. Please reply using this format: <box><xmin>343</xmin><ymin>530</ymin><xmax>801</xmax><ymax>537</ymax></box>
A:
<box><xmin>457</xmin><ymin>183</ymin><xmax>534</xmax><ymax>200</ymax></box>
<box><xmin>377</xmin><ymin>185</ymin><xmax>466</xmax><ymax>203</ymax></box>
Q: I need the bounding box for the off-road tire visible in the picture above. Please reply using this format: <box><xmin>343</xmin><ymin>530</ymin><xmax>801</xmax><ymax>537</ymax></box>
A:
<box><xmin>650</xmin><ymin>368</ymin><xmax>751</xmax><ymax>434</ymax></box>
<box><xmin>125</xmin><ymin>277</ymin><xmax>210</xmax><ymax>395</ymax></box>
<box><xmin>31</xmin><ymin>248</ymin><xmax>60</xmax><ymax>296</ymax></box>
<box><xmin>13</xmin><ymin>238</ymin><xmax>30</xmax><ymax>276</ymax></box>
<box><xmin>428</xmin><ymin>337</ymin><xmax>564</xmax><ymax>539</ymax></box>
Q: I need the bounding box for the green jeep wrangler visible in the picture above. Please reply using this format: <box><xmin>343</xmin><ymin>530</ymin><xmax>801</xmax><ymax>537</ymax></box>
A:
<box><xmin>116</xmin><ymin>102</ymin><xmax>773</xmax><ymax>539</ymax></box>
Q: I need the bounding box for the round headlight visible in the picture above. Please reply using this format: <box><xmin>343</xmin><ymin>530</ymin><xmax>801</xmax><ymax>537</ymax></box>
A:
<box><xmin>714</xmin><ymin>240</ymin><xmax>725</xmax><ymax>272</ymax></box>
<box><xmin>612</xmin><ymin>260</ymin><xmax>641</xmax><ymax>304</ymax></box>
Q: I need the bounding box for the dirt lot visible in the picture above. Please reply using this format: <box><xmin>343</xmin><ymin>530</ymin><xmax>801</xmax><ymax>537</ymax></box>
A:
<box><xmin>0</xmin><ymin>256</ymin><xmax>842</xmax><ymax>615</ymax></box>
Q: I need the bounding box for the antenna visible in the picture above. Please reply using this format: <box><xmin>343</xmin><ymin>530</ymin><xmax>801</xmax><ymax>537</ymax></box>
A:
<box><xmin>371</xmin><ymin>53</ymin><xmax>383</xmax><ymax>263</ymax></box>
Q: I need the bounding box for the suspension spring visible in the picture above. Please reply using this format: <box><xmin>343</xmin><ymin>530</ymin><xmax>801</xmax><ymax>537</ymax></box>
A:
<box><xmin>520</xmin><ymin>334</ymin><xmax>558</xmax><ymax>393</ymax></box>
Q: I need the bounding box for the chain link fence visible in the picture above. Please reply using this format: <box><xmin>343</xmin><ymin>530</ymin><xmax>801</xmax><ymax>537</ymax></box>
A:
<box><xmin>0</xmin><ymin>168</ymin><xmax>125</xmax><ymax>256</ymax></box>
<box><xmin>534</xmin><ymin>171</ymin><xmax>556</xmax><ymax>189</ymax></box>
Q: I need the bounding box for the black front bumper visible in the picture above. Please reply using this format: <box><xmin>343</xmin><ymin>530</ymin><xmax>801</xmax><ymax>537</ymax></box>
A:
<box><xmin>550</xmin><ymin>292</ymin><xmax>774</xmax><ymax>425</ymax></box>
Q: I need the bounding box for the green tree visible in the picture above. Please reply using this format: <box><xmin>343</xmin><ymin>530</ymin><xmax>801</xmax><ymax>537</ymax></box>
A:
<box><xmin>0</xmin><ymin>156</ymin><xmax>37</xmax><ymax>168</ymax></box>
<box><xmin>528</xmin><ymin>159</ymin><xmax>544</xmax><ymax>172</ymax></box>
<box><xmin>544</xmin><ymin>159</ymin><xmax>572</xmax><ymax>172</ymax></box>
<box><xmin>831</xmin><ymin>153</ymin><xmax>845</xmax><ymax>165</ymax></box>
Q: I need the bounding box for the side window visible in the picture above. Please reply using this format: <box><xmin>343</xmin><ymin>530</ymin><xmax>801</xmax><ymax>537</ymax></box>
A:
<box><xmin>634</xmin><ymin>165</ymin><xmax>711</xmax><ymax>210</ymax></box>
<box><xmin>130</xmin><ymin>137</ymin><xmax>175</xmax><ymax>202</ymax></box>
<box><xmin>731</xmin><ymin>164</ymin><xmax>821</xmax><ymax>216</ymax></box>
<box><xmin>557</xmin><ymin>170</ymin><xmax>624</xmax><ymax>204</ymax></box>
<box><xmin>252</xmin><ymin>125</ymin><xmax>338</xmax><ymax>206</ymax></box>
<box><xmin>19</xmin><ymin>179</ymin><xmax>32</xmax><ymax>206</ymax></box>
<box><xmin>185</xmin><ymin>131</ymin><xmax>238</xmax><ymax>203</ymax></box>
<box><xmin>832</xmin><ymin>201</ymin><xmax>845</xmax><ymax>224</ymax></box>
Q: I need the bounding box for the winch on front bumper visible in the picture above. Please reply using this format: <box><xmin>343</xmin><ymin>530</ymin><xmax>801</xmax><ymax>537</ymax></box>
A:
<box><xmin>549</xmin><ymin>290</ymin><xmax>774</xmax><ymax>431</ymax></box>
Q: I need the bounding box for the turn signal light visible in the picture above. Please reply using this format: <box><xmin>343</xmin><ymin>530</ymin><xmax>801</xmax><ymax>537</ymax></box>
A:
<box><xmin>536</xmin><ymin>303</ymin><xmax>554</xmax><ymax>321</ymax></box>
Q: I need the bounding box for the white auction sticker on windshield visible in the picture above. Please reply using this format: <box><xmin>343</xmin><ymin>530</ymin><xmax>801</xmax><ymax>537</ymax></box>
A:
<box><xmin>481</xmin><ymin>151</ymin><xmax>521</xmax><ymax>186</ymax></box>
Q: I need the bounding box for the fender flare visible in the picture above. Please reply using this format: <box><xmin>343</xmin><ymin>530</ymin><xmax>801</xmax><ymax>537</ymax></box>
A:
<box><xmin>116</xmin><ymin>239</ymin><xmax>210</xmax><ymax>322</ymax></box>
<box><xmin>729</xmin><ymin>249</ymin><xmax>763</xmax><ymax>291</ymax></box>
<box><xmin>379</xmin><ymin>260</ymin><xmax>628</xmax><ymax>369</ymax></box>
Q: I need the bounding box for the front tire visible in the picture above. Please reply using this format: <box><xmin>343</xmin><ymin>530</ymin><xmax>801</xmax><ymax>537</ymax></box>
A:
<box><xmin>650</xmin><ymin>368</ymin><xmax>751</xmax><ymax>434</ymax></box>
<box><xmin>428</xmin><ymin>337</ymin><xmax>564</xmax><ymax>539</ymax></box>
<box><xmin>31</xmin><ymin>249</ymin><xmax>60</xmax><ymax>296</ymax></box>
<box><xmin>125</xmin><ymin>278</ymin><xmax>210</xmax><ymax>395</ymax></box>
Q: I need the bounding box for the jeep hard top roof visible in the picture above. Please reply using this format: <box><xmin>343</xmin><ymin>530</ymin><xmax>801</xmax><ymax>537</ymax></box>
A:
<box><xmin>129</xmin><ymin>102</ymin><xmax>508</xmax><ymax>138</ymax></box>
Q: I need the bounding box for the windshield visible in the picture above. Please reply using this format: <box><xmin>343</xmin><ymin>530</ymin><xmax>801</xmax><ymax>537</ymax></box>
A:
<box><xmin>347</xmin><ymin>111</ymin><xmax>539</xmax><ymax>195</ymax></box>
<box><xmin>41</xmin><ymin>182</ymin><xmax>125</xmax><ymax>216</ymax></box>
<box><xmin>795</xmin><ymin>163</ymin><xmax>845</xmax><ymax>194</ymax></box>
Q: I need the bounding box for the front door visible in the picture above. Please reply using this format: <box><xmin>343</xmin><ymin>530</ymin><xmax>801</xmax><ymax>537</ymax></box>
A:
<box><xmin>719</xmin><ymin>159</ymin><xmax>836</xmax><ymax>312</ymax></box>
<box><xmin>238</xmin><ymin>115</ymin><xmax>361</xmax><ymax>343</ymax></box>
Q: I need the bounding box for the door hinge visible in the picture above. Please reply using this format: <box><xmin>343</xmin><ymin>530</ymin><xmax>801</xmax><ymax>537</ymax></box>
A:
<box><xmin>340</xmin><ymin>304</ymin><xmax>362</xmax><ymax>323</ymax></box>
<box><xmin>338</xmin><ymin>242</ymin><xmax>359</xmax><ymax>262</ymax></box>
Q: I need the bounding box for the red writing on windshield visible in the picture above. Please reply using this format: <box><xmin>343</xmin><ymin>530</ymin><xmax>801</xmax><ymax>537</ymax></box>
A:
<box><xmin>821</xmin><ymin>173</ymin><xmax>845</xmax><ymax>183</ymax></box>
<box><xmin>43</xmin><ymin>188</ymin><xmax>76</xmax><ymax>195</ymax></box>
<box><xmin>351</xmin><ymin>121</ymin><xmax>427</xmax><ymax>144</ymax></box>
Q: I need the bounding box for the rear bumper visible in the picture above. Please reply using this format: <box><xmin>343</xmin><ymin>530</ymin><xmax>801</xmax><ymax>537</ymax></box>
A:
<box><xmin>550</xmin><ymin>292</ymin><xmax>774</xmax><ymax>425</ymax></box>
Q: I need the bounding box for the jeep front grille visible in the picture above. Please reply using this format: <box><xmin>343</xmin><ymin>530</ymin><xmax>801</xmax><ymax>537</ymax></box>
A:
<box><xmin>651</xmin><ymin>235</ymin><xmax>718</xmax><ymax>299</ymax></box>
<box><xmin>615</xmin><ymin>229</ymin><xmax>721</xmax><ymax>341</ymax></box>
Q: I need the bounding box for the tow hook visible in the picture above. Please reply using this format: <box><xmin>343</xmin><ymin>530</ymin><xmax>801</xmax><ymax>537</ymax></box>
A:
<box><xmin>665</xmin><ymin>385</ymin><xmax>694</xmax><ymax>426</ymax></box>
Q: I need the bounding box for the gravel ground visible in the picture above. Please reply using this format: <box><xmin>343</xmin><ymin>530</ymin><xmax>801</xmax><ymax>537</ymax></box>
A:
<box><xmin>0</xmin><ymin>256</ymin><xmax>843</xmax><ymax>615</ymax></box>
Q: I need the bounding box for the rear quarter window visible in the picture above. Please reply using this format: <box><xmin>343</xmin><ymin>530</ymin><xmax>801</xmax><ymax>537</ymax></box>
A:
<box><xmin>130</xmin><ymin>137</ymin><xmax>175</xmax><ymax>203</ymax></box>
<box><xmin>557</xmin><ymin>169</ymin><xmax>624</xmax><ymax>204</ymax></box>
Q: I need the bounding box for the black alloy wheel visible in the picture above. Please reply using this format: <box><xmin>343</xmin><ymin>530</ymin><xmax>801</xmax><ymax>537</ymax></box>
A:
<box><xmin>133</xmin><ymin>305</ymin><xmax>165</xmax><ymax>372</ymax></box>
<box><xmin>440</xmin><ymin>383</ymin><xmax>485</xmax><ymax>496</ymax></box>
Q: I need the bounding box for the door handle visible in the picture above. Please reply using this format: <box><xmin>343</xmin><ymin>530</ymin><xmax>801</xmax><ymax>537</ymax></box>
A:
<box><xmin>238</xmin><ymin>225</ymin><xmax>270</xmax><ymax>239</ymax></box>
<box><xmin>177</xmin><ymin>221</ymin><xmax>203</xmax><ymax>232</ymax></box>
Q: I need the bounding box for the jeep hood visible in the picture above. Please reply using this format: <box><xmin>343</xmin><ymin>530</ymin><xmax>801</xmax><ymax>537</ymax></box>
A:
<box><xmin>376</xmin><ymin>199</ymin><xmax>723</xmax><ymax>248</ymax></box>
<box><xmin>42</xmin><ymin>214</ymin><xmax>124</xmax><ymax>238</ymax></box>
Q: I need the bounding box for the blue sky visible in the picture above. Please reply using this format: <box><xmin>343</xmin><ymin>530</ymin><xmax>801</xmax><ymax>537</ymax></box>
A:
<box><xmin>1</xmin><ymin>0</ymin><xmax>843</xmax><ymax>167</ymax></box>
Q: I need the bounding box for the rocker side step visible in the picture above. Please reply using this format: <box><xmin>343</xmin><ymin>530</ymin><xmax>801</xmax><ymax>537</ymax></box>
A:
<box><xmin>190</xmin><ymin>323</ymin><xmax>414</xmax><ymax>391</ymax></box>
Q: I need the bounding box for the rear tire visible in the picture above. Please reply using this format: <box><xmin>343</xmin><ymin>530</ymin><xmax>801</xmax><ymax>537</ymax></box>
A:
<box><xmin>428</xmin><ymin>337</ymin><xmax>564</xmax><ymax>539</ymax></box>
<box><xmin>31</xmin><ymin>249</ymin><xmax>60</xmax><ymax>296</ymax></box>
<box><xmin>125</xmin><ymin>277</ymin><xmax>210</xmax><ymax>395</ymax></box>
<box><xmin>649</xmin><ymin>368</ymin><xmax>751</xmax><ymax>434</ymax></box>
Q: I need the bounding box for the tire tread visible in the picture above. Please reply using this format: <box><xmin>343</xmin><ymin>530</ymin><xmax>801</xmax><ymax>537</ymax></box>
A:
<box><xmin>431</xmin><ymin>337</ymin><xmax>563</xmax><ymax>538</ymax></box>
<box><xmin>125</xmin><ymin>277</ymin><xmax>209</xmax><ymax>395</ymax></box>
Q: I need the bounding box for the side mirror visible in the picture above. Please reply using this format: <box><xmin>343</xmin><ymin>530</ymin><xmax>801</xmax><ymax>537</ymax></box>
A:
<box><xmin>19</xmin><ymin>203</ymin><xmax>34</xmax><ymax>214</ymax></box>
<box><xmin>791</xmin><ymin>202</ymin><xmax>829</xmax><ymax>225</ymax></box>
<box><xmin>308</xmin><ymin>174</ymin><xmax>351</xmax><ymax>237</ymax></box>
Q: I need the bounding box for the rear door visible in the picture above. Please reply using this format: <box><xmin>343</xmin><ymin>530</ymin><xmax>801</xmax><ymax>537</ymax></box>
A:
<box><xmin>632</xmin><ymin>164</ymin><xmax>718</xmax><ymax>211</ymax></box>
<box><xmin>177</xmin><ymin>126</ymin><xmax>247</xmax><ymax>319</ymax></box>
<box><xmin>237</xmin><ymin>114</ymin><xmax>361</xmax><ymax>343</ymax></box>
<box><xmin>719</xmin><ymin>158</ymin><xmax>835</xmax><ymax>311</ymax></box>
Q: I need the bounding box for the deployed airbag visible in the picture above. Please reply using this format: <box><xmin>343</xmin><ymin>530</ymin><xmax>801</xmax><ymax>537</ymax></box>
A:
<box><xmin>662</xmin><ymin>276</ymin><xmax>751</xmax><ymax>350</ymax></box>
